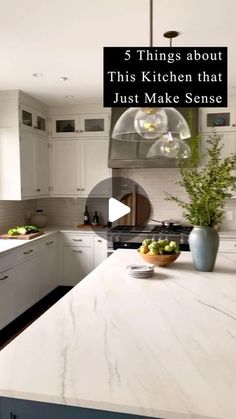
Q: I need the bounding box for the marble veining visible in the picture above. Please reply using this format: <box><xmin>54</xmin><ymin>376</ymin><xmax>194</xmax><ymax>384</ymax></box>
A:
<box><xmin>0</xmin><ymin>250</ymin><xmax>236</xmax><ymax>419</ymax></box>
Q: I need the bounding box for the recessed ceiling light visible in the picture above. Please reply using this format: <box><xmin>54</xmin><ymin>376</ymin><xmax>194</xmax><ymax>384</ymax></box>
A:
<box><xmin>65</xmin><ymin>95</ymin><xmax>74</xmax><ymax>99</ymax></box>
<box><xmin>60</xmin><ymin>76</ymin><xmax>69</xmax><ymax>82</ymax></box>
<box><xmin>32</xmin><ymin>73</ymin><xmax>44</xmax><ymax>78</ymax></box>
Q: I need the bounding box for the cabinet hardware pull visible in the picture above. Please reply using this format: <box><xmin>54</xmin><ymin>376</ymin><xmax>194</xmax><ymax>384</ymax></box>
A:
<box><xmin>81</xmin><ymin>188</ymin><xmax>85</xmax><ymax>191</ymax></box>
<box><xmin>72</xmin><ymin>250</ymin><xmax>82</xmax><ymax>253</ymax></box>
<box><xmin>79</xmin><ymin>129</ymin><xmax>83</xmax><ymax>133</ymax></box>
<box><xmin>23</xmin><ymin>249</ymin><xmax>34</xmax><ymax>254</ymax></box>
<box><xmin>10</xmin><ymin>413</ymin><xmax>17</xmax><ymax>419</ymax></box>
<box><xmin>73</xmin><ymin>239</ymin><xmax>82</xmax><ymax>242</ymax></box>
<box><xmin>36</xmin><ymin>188</ymin><xmax>41</xmax><ymax>192</ymax></box>
<box><xmin>75</xmin><ymin>130</ymin><xmax>79</xmax><ymax>133</ymax></box>
<box><xmin>232</xmin><ymin>124</ymin><xmax>236</xmax><ymax>127</ymax></box>
<box><xmin>0</xmin><ymin>275</ymin><xmax>8</xmax><ymax>280</ymax></box>
<box><xmin>46</xmin><ymin>241</ymin><xmax>54</xmax><ymax>245</ymax></box>
<box><xmin>76</xmin><ymin>188</ymin><xmax>81</xmax><ymax>191</ymax></box>
<box><xmin>98</xmin><ymin>240</ymin><xmax>102</xmax><ymax>242</ymax></box>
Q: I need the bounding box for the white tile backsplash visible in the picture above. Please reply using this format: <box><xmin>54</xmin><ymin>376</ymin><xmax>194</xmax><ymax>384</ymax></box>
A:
<box><xmin>0</xmin><ymin>168</ymin><xmax>235</xmax><ymax>231</ymax></box>
<box><xmin>0</xmin><ymin>200</ymin><xmax>36</xmax><ymax>233</ymax></box>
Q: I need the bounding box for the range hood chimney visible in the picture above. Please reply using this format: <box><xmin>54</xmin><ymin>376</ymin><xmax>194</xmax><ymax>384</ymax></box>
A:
<box><xmin>108</xmin><ymin>108</ymin><xmax>198</xmax><ymax>169</ymax></box>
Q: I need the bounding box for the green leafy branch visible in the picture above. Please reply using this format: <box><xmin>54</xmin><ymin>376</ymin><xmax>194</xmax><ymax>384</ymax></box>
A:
<box><xmin>165</xmin><ymin>132</ymin><xmax>236</xmax><ymax>226</ymax></box>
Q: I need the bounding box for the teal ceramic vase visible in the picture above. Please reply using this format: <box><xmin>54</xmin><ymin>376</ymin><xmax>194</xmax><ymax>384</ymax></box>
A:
<box><xmin>189</xmin><ymin>226</ymin><xmax>219</xmax><ymax>272</ymax></box>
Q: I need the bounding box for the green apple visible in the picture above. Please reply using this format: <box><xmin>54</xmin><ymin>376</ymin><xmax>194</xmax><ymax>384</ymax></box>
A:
<box><xmin>142</xmin><ymin>239</ymin><xmax>153</xmax><ymax>246</ymax></box>
<box><xmin>164</xmin><ymin>245</ymin><xmax>173</xmax><ymax>252</ymax></box>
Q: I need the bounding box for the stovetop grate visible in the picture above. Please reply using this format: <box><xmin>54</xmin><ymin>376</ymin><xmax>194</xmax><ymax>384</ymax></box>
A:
<box><xmin>110</xmin><ymin>224</ymin><xmax>193</xmax><ymax>234</ymax></box>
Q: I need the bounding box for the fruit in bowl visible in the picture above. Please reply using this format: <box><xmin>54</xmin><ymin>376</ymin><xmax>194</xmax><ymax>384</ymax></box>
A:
<box><xmin>138</xmin><ymin>239</ymin><xmax>180</xmax><ymax>266</ymax></box>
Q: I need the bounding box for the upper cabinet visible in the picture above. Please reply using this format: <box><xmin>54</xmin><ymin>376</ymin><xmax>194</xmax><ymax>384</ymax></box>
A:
<box><xmin>199</xmin><ymin>107</ymin><xmax>236</xmax><ymax>133</ymax></box>
<box><xmin>20</xmin><ymin>104</ymin><xmax>48</xmax><ymax>136</ymax></box>
<box><xmin>51</xmin><ymin>113</ymin><xmax>109</xmax><ymax>138</ymax></box>
<box><xmin>49</xmin><ymin>139</ymin><xmax>111</xmax><ymax>197</ymax></box>
<box><xmin>0</xmin><ymin>90</ymin><xmax>49</xmax><ymax>200</ymax></box>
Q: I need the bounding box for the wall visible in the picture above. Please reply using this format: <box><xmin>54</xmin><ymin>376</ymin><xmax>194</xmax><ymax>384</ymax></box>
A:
<box><xmin>113</xmin><ymin>168</ymin><xmax>236</xmax><ymax>229</ymax></box>
<box><xmin>36</xmin><ymin>197</ymin><xmax>108</xmax><ymax>227</ymax></box>
<box><xmin>0</xmin><ymin>200</ymin><xmax>36</xmax><ymax>233</ymax></box>
<box><xmin>0</xmin><ymin>170</ymin><xmax>235</xmax><ymax>231</ymax></box>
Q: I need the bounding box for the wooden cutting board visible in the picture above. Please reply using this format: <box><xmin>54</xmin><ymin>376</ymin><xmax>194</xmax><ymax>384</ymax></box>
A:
<box><xmin>0</xmin><ymin>231</ymin><xmax>44</xmax><ymax>240</ymax></box>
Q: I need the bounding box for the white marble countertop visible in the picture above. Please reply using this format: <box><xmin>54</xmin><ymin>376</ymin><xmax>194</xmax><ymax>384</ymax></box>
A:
<box><xmin>0</xmin><ymin>230</ymin><xmax>59</xmax><ymax>256</ymax></box>
<box><xmin>0</xmin><ymin>250</ymin><xmax>236</xmax><ymax>419</ymax></box>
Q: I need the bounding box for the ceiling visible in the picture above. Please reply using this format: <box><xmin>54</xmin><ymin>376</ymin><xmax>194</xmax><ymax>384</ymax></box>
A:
<box><xmin>0</xmin><ymin>0</ymin><xmax>235</xmax><ymax>105</ymax></box>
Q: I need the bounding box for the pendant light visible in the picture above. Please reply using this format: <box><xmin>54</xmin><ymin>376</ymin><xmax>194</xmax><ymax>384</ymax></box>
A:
<box><xmin>111</xmin><ymin>0</ymin><xmax>191</xmax><ymax>158</ymax></box>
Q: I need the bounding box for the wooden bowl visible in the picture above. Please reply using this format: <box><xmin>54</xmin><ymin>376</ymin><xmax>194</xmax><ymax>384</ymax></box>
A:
<box><xmin>140</xmin><ymin>252</ymin><xmax>180</xmax><ymax>267</ymax></box>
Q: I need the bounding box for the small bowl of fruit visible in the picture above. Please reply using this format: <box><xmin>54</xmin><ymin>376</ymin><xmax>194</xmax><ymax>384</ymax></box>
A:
<box><xmin>138</xmin><ymin>239</ymin><xmax>180</xmax><ymax>267</ymax></box>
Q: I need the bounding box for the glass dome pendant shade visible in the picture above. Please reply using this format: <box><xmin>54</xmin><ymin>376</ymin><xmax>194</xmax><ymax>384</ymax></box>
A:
<box><xmin>147</xmin><ymin>132</ymin><xmax>191</xmax><ymax>159</ymax></box>
<box><xmin>112</xmin><ymin>107</ymin><xmax>191</xmax><ymax>142</ymax></box>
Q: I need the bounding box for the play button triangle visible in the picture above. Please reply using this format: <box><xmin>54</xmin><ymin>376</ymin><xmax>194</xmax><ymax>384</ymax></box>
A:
<box><xmin>108</xmin><ymin>198</ymin><xmax>131</xmax><ymax>222</ymax></box>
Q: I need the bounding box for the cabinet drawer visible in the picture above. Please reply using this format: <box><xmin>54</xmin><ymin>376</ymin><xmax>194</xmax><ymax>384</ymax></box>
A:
<box><xmin>63</xmin><ymin>234</ymin><xmax>93</xmax><ymax>246</ymax></box>
<box><xmin>16</xmin><ymin>243</ymin><xmax>40</xmax><ymax>262</ymax></box>
<box><xmin>0</xmin><ymin>252</ymin><xmax>14</xmax><ymax>270</ymax></box>
<box><xmin>219</xmin><ymin>239</ymin><xmax>236</xmax><ymax>253</ymax></box>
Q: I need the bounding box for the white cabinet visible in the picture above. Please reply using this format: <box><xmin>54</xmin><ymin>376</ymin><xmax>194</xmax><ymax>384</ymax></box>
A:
<box><xmin>0</xmin><ymin>90</ymin><xmax>49</xmax><ymax>200</ymax></box>
<box><xmin>219</xmin><ymin>238</ymin><xmax>236</xmax><ymax>253</ymax></box>
<box><xmin>20</xmin><ymin>104</ymin><xmax>48</xmax><ymax>136</ymax></box>
<box><xmin>39</xmin><ymin>235</ymin><xmax>59</xmax><ymax>297</ymax></box>
<box><xmin>0</xmin><ymin>265</ymin><xmax>17</xmax><ymax>329</ymax></box>
<box><xmin>63</xmin><ymin>233</ymin><xmax>94</xmax><ymax>286</ymax></box>
<box><xmin>50</xmin><ymin>139</ymin><xmax>110</xmax><ymax>197</ymax></box>
<box><xmin>199</xmin><ymin>107</ymin><xmax>236</xmax><ymax>133</ymax></box>
<box><xmin>50</xmin><ymin>140</ymin><xmax>77</xmax><ymax>195</ymax></box>
<box><xmin>51</xmin><ymin>113</ymin><xmax>109</xmax><ymax>138</ymax></box>
<box><xmin>20</xmin><ymin>133</ymin><xmax>49</xmax><ymax>199</ymax></box>
<box><xmin>63</xmin><ymin>233</ymin><xmax>107</xmax><ymax>285</ymax></box>
<box><xmin>93</xmin><ymin>235</ymin><xmax>107</xmax><ymax>268</ymax></box>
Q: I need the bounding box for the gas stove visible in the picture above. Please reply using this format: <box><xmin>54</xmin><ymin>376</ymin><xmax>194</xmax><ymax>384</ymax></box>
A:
<box><xmin>108</xmin><ymin>224</ymin><xmax>193</xmax><ymax>251</ymax></box>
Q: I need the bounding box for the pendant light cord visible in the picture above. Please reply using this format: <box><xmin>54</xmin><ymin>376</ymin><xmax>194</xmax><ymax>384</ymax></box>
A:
<box><xmin>150</xmin><ymin>0</ymin><xmax>153</xmax><ymax>47</ymax></box>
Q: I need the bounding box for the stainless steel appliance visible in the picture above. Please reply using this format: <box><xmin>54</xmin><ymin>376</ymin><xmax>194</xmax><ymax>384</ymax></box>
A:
<box><xmin>107</xmin><ymin>224</ymin><xmax>193</xmax><ymax>252</ymax></box>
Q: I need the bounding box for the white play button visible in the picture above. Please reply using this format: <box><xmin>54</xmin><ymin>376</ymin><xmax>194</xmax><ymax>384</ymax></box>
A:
<box><xmin>108</xmin><ymin>198</ymin><xmax>131</xmax><ymax>222</ymax></box>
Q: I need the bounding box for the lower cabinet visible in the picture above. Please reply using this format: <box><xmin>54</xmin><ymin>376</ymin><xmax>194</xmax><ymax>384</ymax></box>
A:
<box><xmin>0</xmin><ymin>265</ymin><xmax>17</xmax><ymax>330</ymax></box>
<box><xmin>39</xmin><ymin>236</ymin><xmax>59</xmax><ymax>297</ymax></box>
<box><xmin>63</xmin><ymin>246</ymin><xmax>93</xmax><ymax>286</ymax></box>
<box><xmin>0</xmin><ymin>231</ymin><xmax>107</xmax><ymax>330</ymax></box>
<box><xmin>14</xmin><ymin>255</ymin><xmax>40</xmax><ymax>317</ymax></box>
<box><xmin>219</xmin><ymin>238</ymin><xmax>236</xmax><ymax>253</ymax></box>
<box><xmin>0</xmin><ymin>233</ymin><xmax>60</xmax><ymax>332</ymax></box>
<box><xmin>63</xmin><ymin>233</ymin><xmax>107</xmax><ymax>285</ymax></box>
<box><xmin>93</xmin><ymin>236</ymin><xmax>107</xmax><ymax>268</ymax></box>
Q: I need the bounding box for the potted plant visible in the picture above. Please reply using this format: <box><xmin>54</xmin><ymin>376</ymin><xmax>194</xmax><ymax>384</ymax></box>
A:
<box><xmin>165</xmin><ymin>132</ymin><xmax>236</xmax><ymax>271</ymax></box>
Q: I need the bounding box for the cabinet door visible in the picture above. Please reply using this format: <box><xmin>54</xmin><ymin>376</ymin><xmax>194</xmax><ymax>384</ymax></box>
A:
<box><xmin>20</xmin><ymin>132</ymin><xmax>36</xmax><ymax>198</ymax></box>
<box><xmin>80</xmin><ymin>114</ymin><xmax>109</xmax><ymax>137</ymax></box>
<box><xmin>50</xmin><ymin>140</ymin><xmax>79</xmax><ymax>195</ymax></box>
<box><xmin>14</xmin><ymin>256</ymin><xmax>40</xmax><ymax>317</ymax></box>
<box><xmin>51</xmin><ymin>115</ymin><xmax>79</xmax><ymax>137</ymax></box>
<box><xmin>63</xmin><ymin>246</ymin><xmax>92</xmax><ymax>285</ymax></box>
<box><xmin>93</xmin><ymin>236</ymin><xmax>107</xmax><ymax>268</ymax></box>
<box><xmin>35</xmin><ymin>137</ymin><xmax>49</xmax><ymax>196</ymax></box>
<box><xmin>81</xmin><ymin>139</ymin><xmax>111</xmax><ymax>196</ymax></box>
<box><xmin>39</xmin><ymin>237</ymin><xmax>59</xmax><ymax>297</ymax></box>
<box><xmin>0</xmin><ymin>266</ymin><xmax>16</xmax><ymax>330</ymax></box>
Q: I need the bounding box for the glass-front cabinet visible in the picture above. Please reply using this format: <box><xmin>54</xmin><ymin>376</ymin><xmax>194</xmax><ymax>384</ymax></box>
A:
<box><xmin>20</xmin><ymin>105</ymin><xmax>48</xmax><ymax>135</ymax></box>
<box><xmin>51</xmin><ymin>114</ymin><xmax>109</xmax><ymax>138</ymax></box>
<box><xmin>199</xmin><ymin>107</ymin><xmax>236</xmax><ymax>133</ymax></box>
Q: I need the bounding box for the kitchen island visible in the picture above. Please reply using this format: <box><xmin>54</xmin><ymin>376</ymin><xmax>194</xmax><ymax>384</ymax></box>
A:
<box><xmin>0</xmin><ymin>250</ymin><xmax>236</xmax><ymax>419</ymax></box>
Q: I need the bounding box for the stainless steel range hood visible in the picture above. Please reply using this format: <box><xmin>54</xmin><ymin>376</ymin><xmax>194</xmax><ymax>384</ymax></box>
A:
<box><xmin>108</xmin><ymin>107</ymin><xmax>198</xmax><ymax>169</ymax></box>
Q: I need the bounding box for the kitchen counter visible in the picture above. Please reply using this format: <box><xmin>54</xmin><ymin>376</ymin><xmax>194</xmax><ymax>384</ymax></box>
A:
<box><xmin>0</xmin><ymin>250</ymin><xmax>236</xmax><ymax>419</ymax></box>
